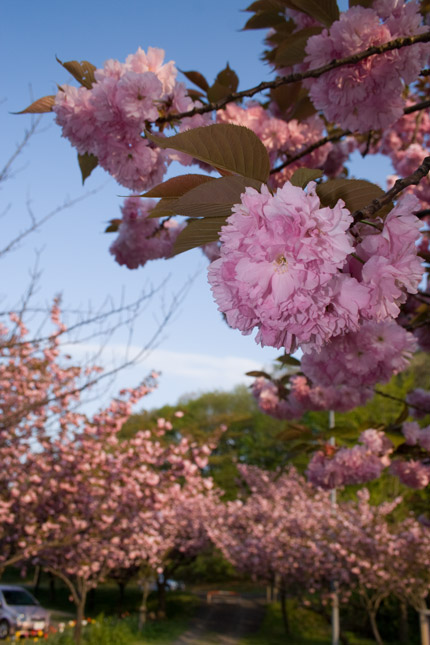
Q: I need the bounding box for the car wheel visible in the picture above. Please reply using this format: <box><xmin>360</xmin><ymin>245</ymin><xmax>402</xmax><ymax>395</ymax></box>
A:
<box><xmin>0</xmin><ymin>619</ymin><xmax>9</xmax><ymax>640</ymax></box>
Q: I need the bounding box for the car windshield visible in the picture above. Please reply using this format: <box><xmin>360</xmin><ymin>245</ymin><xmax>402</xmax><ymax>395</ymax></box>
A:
<box><xmin>3</xmin><ymin>590</ymin><xmax>37</xmax><ymax>606</ymax></box>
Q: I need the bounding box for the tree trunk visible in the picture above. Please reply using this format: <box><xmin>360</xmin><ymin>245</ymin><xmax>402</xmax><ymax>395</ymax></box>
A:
<box><xmin>157</xmin><ymin>578</ymin><xmax>167</xmax><ymax>619</ymax></box>
<box><xmin>368</xmin><ymin>609</ymin><xmax>384</xmax><ymax>645</ymax></box>
<box><xmin>279</xmin><ymin>583</ymin><xmax>290</xmax><ymax>635</ymax></box>
<box><xmin>418</xmin><ymin>607</ymin><xmax>430</xmax><ymax>645</ymax></box>
<box><xmin>118</xmin><ymin>582</ymin><xmax>125</xmax><ymax>612</ymax></box>
<box><xmin>33</xmin><ymin>566</ymin><xmax>41</xmax><ymax>594</ymax></box>
<box><xmin>74</xmin><ymin>592</ymin><xmax>87</xmax><ymax>645</ymax></box>
<box><xmin>138</xmin><ymin>578</ymin><xmax>150</xmax><ymax>630</ymax></box>
<box><xmin>87</xmin><ymin>587</ymin><xmax>95</xmax><ymax>611</ymax></box>
<box><xmin>48</xmin><ymin>571</ymin><xmax>56</xmax><ymax>603</ymax></box>
<box><xmin>399</xmin><ymin>601</ymin><xmax>409</xmax><ymax>645</ymax></box>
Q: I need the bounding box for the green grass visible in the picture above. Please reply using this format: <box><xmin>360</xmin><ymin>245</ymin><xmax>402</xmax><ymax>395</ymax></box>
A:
<box><xmin>240</xmin><ymin>602</ymin><xmax>382</xmax><ymax>645</ymax></box>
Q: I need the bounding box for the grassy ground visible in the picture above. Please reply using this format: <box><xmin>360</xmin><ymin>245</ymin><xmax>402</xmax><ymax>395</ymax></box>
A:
<box><xmin>239</xmin><ymin>601</ymin><xmax>398</xmax><ymax>645</ymax></box>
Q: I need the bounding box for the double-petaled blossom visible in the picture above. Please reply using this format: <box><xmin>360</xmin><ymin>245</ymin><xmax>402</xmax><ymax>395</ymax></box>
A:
<box><xmin>54</xmin><ymin>47</ymin><xmax>203</xmax><ymax>191</ymax></box>
<box><xmin>301</xmin><ymin>319</ymin><xmax>416</xmax><ymax>389</ymax></box>
<box><xmin>304</xmin><ymin>1</ymin><xmax>430</xmax><ymax>132</ymax></box>
<box><xmin>208</xmin><ymin>181</ymin><xmax>368</xmax><ymax>353</ymax></box>
<box><xmin>306</xmin><ymin>430</ymin><xmax>393</xmax><ymax>490</ymax></box>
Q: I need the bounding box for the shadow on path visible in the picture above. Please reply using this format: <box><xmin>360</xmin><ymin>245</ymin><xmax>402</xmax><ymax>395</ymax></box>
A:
<box><xmin>172</xmin><ymin>594</ymin><xmax>265</xmax><ymax>645</ymax></box>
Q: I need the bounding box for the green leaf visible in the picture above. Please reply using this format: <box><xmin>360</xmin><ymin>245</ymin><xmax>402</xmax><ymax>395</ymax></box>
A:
<box><xmin>179</xmin><ymin>69</ymin><xmax>209</xmax><ymax>92</ymax></box>
<box><xmin>14</xmin><ymin>95</ymin><xmax>56</xmax><ymax>114</ymax></box>
<box><xmin>78</xmin><ymin>152</ymin><xmax>98</xmax><ymax>184</ymax></box>
<box><xmin>276</xmin><ymin>354</ymin><xmax>301</xmax><ymax>366</ymax></box>
<box><xmin>172</xmin><ymin>217</ymin><xmax>227</xmax><ymax>256</ymax></box>
<box><xmin>245</xmin><ymin>370</ymin><xmax>272</xmax><ymax>379</ymax></box>
<box><xmin>290</xmin><ymin>168</ymin><xmax>323</xmax><ymax>189</ymax></box>
<box><xmin>56</xmin><ymin>57</ymin><xmax>96</xmax><ymax>89</ymax></box>
<box><xmin>316</xmin><ymin>179</ymin><xmax>385</xmax><ymax>212</ymax></box>
<box><xmin>275</xmin><ymin>27</ymin><xmax>323</xmax><ymax>66</ymax></box>
<box><xmin>172</xmin><ymin>175</ymin><xmax>262</xmax><ymax>219</ymax></box>
<box><xmin>290</xmin><ymin>0</ymin><xmax>340</xmax><ymax>27</ymax></box>
<box><xmin>142</xmin><ymin>174</ymin><xmax>215</xmax><ymax>198</ymax></box>
<box><xmin>145</xmin><ymin>124</ymin><xmax>271</xmax><ymax>183</ymax></box>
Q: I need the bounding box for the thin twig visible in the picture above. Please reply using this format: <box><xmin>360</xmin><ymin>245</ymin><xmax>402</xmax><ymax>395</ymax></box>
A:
<box><xmin>153</xmin><ymin>32</ymin><xmax>430</xmax><ymax>125</ymax></box>
<box><xmin>270</xmin><ymin>130</ymin><xmax>350</xmax><ymax>175</ymax></box>
<box><xmin>374</xmin><ymin>388</ymin><xmax>429</xmax><ymax>415</ymax></box>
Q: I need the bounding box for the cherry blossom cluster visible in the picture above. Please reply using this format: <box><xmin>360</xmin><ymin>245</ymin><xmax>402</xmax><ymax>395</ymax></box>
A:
<box><xmin>306</xmin><ymin>429</ymin><xmax>393</xmax><ymax>490</ymax></box>
<box><xmin>54</xmin><ymin>47</ymin><xmax>201</xmax><ymax>191</ymax></box>
<box><xmin>252</xmin><ymin>374</ymin><xmax>371</xmax><ymax>419</ymax></box>
<box><xmin>110</xmin><ymin>196</ymin><xmax>183</xmax><ymax>269</ymax></box>
<box><xmin>304</xmin><ymin>1</ymin><xmax>430</xmax><ymax>133</ymax></box>
<box><xmin>301</xmin><ymin>320</ymin><xmax>416</xmax><ymax>390</ymax></box>
<box><xmin>208</xmin><ymin>182</ymin><xmax>423</xmax><ymax>354</ymax></box>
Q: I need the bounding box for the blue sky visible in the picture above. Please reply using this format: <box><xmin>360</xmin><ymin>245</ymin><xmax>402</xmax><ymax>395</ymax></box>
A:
<box><xmin>2</xmin><ymin>1</ymin><xmax>393</xmax><ymax>411</ymax></box>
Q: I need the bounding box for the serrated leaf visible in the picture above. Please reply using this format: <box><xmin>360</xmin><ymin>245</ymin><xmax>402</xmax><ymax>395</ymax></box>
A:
<box><xmin>15</xmin><ymin>95</ymin><xmax>56</xmax><ymax>114</ymax></box>
<box><xmin>56</xmin><ymin>57</ymin><xmax>96</xmax><ymax>89</ymax></box>
<box><xmin>142</xmin><ymin>174</ymin><xmax>215</xmax><ymax>198</ymax></box>
<box><xmin>146</xmin><ymin>124</ymin><xmax>271</xmax><ymax>183</ymax></box>
<box><xmin>245</xmin><ymin>370</ymin><xmax>272</xmax><ymax>379</ymax></box>
<box><xmin>290</xmin><ymin>0</ymin><xmax>340</xmax><ymax>27</ymax></box>
<box><xmin>180</xmin><ymin>69</ymin><xmax>209</xmax><ymax>92</ymax></box>
<box><xmin>105</xmin><ymin>219</ymin><xmax>121</xmax><ymax>233</ymax></box>
<box><xmin>275</xmin><ymin>27</ymin><xmax>322</xmax><ymax>67</ymax></box>
<box><xmin>173</xmin><ymin>175</ymin><xmax>262</xmax><ymax>218</ymax></box>
<box><xmin>243</xmin><ymin>11</ymin><xmax>286</xmax><ymax>29</ymax></box>
<box><xmin>276</xmin><ymin>354</ymin><xmax>302</xmax><ymax>366</ymax></box>
<box><xmin>316</xmin><ymin>179</ymin><xmax>385</xmax><ymax>212</ymax></box>
<box><xmin>172</xmin><ymin>217</ymin><xmax>227</xmax><ymax>256</ymax></box>
<box><xmin>78</xmin><ymin>152</ymin><xmax>98</xmax><ymax>184</ymax></box>
<box><xmin>290</xmin><ymin>168</ymin><xmax>323</xmax><ymax>189</ymax></box>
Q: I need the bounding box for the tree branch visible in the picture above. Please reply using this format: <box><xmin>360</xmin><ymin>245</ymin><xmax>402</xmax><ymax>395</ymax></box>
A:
<box><xmin>270</xmin><ymin>129</ymin><xmax>350</xmax><ymax>175</ymax></box>
<box><xmin>154</xmin><ymin>31</ymin><xmax>430</xmax><ymax>125</ymax></box>
<box><xmin>352</xmin><ymin>156</ymin><xmax>430</xmax><ymax>223</ymax></box>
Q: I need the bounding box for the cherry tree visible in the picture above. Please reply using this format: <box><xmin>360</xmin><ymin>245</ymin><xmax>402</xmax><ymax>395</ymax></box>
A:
<box><xmin>14</xmin><ymin>0</ymin><xmax>430</xmax><ymax>641</ymax></box>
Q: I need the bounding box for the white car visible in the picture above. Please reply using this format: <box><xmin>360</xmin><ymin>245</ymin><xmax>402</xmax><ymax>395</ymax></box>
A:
<box><xmin>0</xmin><ymin>585</ymin><xmax>50</xmax><ymax>639</ymax></box>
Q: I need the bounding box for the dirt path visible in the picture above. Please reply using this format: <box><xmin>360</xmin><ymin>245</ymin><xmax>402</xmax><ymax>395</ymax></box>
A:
<box><xmin>172</xmin><ymin>594</ymin><xmax>265</xmax><ymax>645</ymax></box>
